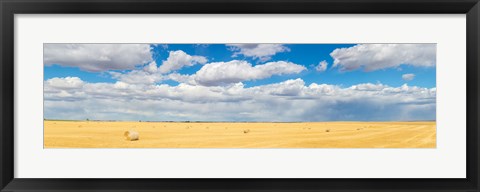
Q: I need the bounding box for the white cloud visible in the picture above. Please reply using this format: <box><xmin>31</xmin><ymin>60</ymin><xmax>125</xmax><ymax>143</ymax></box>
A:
<box><xmin>108</xmin><ymin>50</ymin><xmax>208</xmax><ymax>85</ymax></box>
<box><xmin>227</xmin><ymin>44</ymin><xmax>290</xmax><ymax>62</ymax></box>
<box><xmin>315</xmin><ymin>60</ymin><xmax>328</xmax><ymax>72</ymax></box>
<box><xmin>158</xmin><ymin>50</ymin><xmax>208</xmax><ymax>74</ymax></box>
<box><xmin>168</xmin><ymin>73</ymin><xmax>197</xmax><ymax>85</ymax></box>
<box><xmin>143</xmin><ymin>61</ymin><xmax>158</xmax><ymax>73</ymax></box>
<box><xmin>109</xmin><ymin>49</ymin><xmax>209</xmax><ymax>85</ymax></box>
<box><xmin>349</xmin><ymin>83</ymin><xmax>388</xmax><ymax>91</ymax></box>
<box><xmin>330</xmin><ymin>44</ymin><xmax>436</xmax><ymax>71</ymax></box>
<box><xmin>44</xmin><ymin>77</ymin><xmax>436</xmax><ymax>122</ymax></box>
<box><xmin>192</xmin><ymin>60</ymin><xmax>306</xmax><ymax>86</ymax></box>
<box><xmin>44</xmin><ymin>77</ymin><xmax>84</xmax><ymax>90</ymax></box>
<box><xmin>44</xmin><ymin>77</ymin><xmax>86</xmax><ymax>101</ymax></box>
<box><xmin>110</xmin><ymin>71</ymin><xmax>164</xmax><ymax>85</ymax></box>
<box><xmin>248</xmin><ymin>78</ymin><xmax>306</xmax><ymax>96</ymax></box>
<box><xmin>109</xmin><ymin>61</ymin><xmax>166</xmax><ymax>85</ymax></box>
<box><xmin>44</xmin><ymin>44</ymin><xmax>153</xmax><ymax>72</ymax></box>
<box><xmin>402</xmin><ymin>73</ymin><xmax>415</xmax><ymax>81</ymax></box>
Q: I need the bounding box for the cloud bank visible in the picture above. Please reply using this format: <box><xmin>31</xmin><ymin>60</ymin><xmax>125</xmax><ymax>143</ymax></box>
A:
<box><xmin>44</xmin><ymin>44</ymin><xmax>153</xmax><ymax>72</ymax></box>
<box><xmin>330</xmin><ymin>44</ymin><xmax>436</xmax><ymax>71</ymax></box>
<box><xmin>44</xmin><ymin>77</ymin><xmax>436</xmax><ymax>122</ymax></box>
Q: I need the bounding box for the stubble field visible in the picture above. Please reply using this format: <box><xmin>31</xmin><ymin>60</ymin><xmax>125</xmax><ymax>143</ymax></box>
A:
<box><xmin>44</xmin><ymin>120</ymin><xmax>436</xmax><ymax>148</ymax></box>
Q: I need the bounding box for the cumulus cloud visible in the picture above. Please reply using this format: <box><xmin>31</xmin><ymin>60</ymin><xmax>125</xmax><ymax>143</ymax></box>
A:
<box><xmin>104</xmin><ymin>51</ymin><xmax>299</xmax><ymax>87</ymax></box>
<box><xmin>44</xmin><ymin>77</ymin><xmax>86</xmax><ymax>101</ymax></box>
<box><xmin>248</xmin><ymin>78</ymin><xmax>307</xmax><ymax>97</ymax></box>
<box><xmin>143</xmin><ymin>61</ymin><xmax>159</xmax><ymax>73</ymax></box>
<box><xmin>109</xmin><ymin>61</ymin><xmax>166</xmax><ymax>85</ymax></box>
<box><xmin>158</xmin><ymin>50</ymin><xmax>208</xmax><ymax>74</ymax></box>
<box><xmin>330</xmin><ymin>44</ymin><xmax>436</xmax><ymax>71</ymax></box>
<box><xmin>315</xmin><ymin>60</ymin><xmax>328</xmax><ymax>72</ymax></box>
<box><xmin>168</xmin><ymin>73</ymin><xmax>197</xmax><ymax>85</ymax></box>
<box><xmin>44</xmin><ymin>77</ymin><xmax>84</xmax><ymax>90</ymax></box>
<box><xmin>402</xmin><ymin>73</ymin><xmax>415</xmax><ymax>81</ymax></box>
<box><xmin>109</xmin><ymin>49</ymin><xmax>208</xmax><ymax>85</ymax></box>
<box><xmin>110</xmin><ymin>70</ymin><xmax>165</xmax><ymax>85</ymax></box>
<box><xmin>44</xmin><ymin>76</ymin><xmax>436</xmax><ymax>122</ymax></box>
<box><xmin>44</xmin><ymin>44</ymin><xmax>153</xmax><ymax>72</ymax></box>
<box><xmin>191</xmin><ymin>60</ymin><xmax>306</xmax><ymax>86</ymax></box>
<box><xmin>227</xmin><ymin>44</ymin><xmax>290</xmax><ymax>62</ymax></box>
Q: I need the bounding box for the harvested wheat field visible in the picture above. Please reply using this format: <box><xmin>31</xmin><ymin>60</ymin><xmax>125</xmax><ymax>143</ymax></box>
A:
<box><xmin>44</xmin><ymin>120</ymin><xmax>436</xmax><ymax>148</ymax></box>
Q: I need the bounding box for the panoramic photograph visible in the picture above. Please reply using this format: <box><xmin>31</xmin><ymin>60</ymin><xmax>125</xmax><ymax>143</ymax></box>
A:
<box><xmin>44</xmin><ymin>43</ymin><xmax>436</xmax><ymax>148</ymax></box>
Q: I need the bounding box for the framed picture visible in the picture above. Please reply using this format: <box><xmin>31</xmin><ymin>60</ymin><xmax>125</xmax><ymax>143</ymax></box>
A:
<box><xmin>1</xmin><ymin>0</ymin><xmax>479</xmax><ymax>191</ymax></box>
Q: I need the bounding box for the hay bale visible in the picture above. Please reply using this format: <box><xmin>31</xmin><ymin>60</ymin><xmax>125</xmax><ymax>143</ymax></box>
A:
<box><xmin>243</xmin><ymin>129</ymin><xmax>250</xmax><ymax>134</ymax></box>
<box><xmin>124</xmin><ymin>130</ymin><xmax>139</xmax><ymax>141</ymax></box>
<box><xmin>325</xmin><ymin>129</ymin><xmax>330</xmax><ymax>132</ymax></box>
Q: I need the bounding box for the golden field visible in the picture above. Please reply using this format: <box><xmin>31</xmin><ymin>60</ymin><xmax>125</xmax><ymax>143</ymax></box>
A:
<box><xmin>44</xmin><ymin>120</ymin><xmax>436</xmax><ymax>148</ymax></box>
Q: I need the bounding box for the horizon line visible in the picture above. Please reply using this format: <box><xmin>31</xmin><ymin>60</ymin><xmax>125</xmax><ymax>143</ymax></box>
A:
<box><xmin>43</xmin><ymin>119</ymin><xmax>436</xmax><ymax>123</ymax></box>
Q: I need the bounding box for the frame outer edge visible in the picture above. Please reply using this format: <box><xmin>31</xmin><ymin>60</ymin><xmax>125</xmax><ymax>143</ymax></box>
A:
<box><xmin>467</xmin><ymin>1</ymin><xmax>480</xmax><ymax>191</ymax></box>
<box><xmin>1</xmin><ymin>0</ymin><xmax>480</xmax><ymax>192</ymax></box>
<box><xmin>472</xmin><ymin>2</ymin><xmax>480</xmax><ymax>191</ymax></box>
<box><xmin>477</xmin><ymin>3</ymin><xmax>479</xmax><ymax>190</ymax></box>
<box><xmin>0</xmin><ymin>0</ymin><xmax>4</xmax><ymax>189</ymax></box>
<box><xmin>0</xmin><ymin>0</ymin><xmax>14</xmax><ymax>191</ymax></box>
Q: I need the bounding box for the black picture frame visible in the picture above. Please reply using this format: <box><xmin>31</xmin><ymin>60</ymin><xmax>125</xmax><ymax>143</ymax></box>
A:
<box><xmin>1</xmin><ymin>0</ymin><xmax>479</xmax><ymax>191</ymax></box>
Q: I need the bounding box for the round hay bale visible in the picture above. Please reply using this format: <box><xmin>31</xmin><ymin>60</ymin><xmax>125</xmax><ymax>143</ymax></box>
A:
<box><xmin>124</xmin><ymin>130</ymin><xmax>139</xmax><ymax>141</ymax></box>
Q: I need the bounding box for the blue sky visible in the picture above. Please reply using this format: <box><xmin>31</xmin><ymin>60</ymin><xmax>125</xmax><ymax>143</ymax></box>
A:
<box><xmin>45</xmin><ymin>44</ymin><xmax>436</xmax><ymax>88</ymax></box>
<box><xmin>44</xmin><ymin>44</ymin><xmax>436</xmax><ymax>121</ymax></box>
